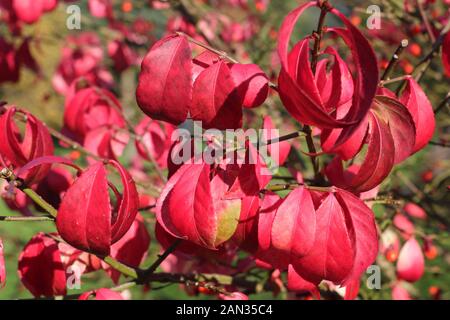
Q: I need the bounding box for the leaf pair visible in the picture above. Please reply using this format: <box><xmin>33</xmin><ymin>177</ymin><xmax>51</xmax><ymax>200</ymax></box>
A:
<box><xmin>156</xmin><ymin>162</ymin><xmax>241</xmax><ymax>249</ymax></box>
<box><xmin>136</xmin><ymin>34</ymin><xmax>269</xmax><ymax>129</ymax></box>
<box><xmin>256</xmin><ymin>187</ymin><xmax>378</xmax><ymax>289</ymax></box>
<box><xmin>277</xmin><ymin>2</ymin><xmax>378</xmax><ymax>141</ymax></box>
<box><xmin>324</xmin><ymin>78</ymin><xmax>435</xmax><ymax>192</ymax></box>
<box><xmin>56</xmin><ymin>160</ymin><xmax>139</xmax><ymax>256</ymax></box>
<box><xmin>157</xmin><ymin>145</ymin><xmax>271</xmax><ymax>250</ymax></box>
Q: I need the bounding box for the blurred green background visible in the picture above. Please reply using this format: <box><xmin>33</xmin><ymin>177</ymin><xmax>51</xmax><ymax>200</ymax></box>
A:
<box><xmin>1</xmin><ymin>0</ymin><xmax>449</xmax><ymax>299</ymax></box>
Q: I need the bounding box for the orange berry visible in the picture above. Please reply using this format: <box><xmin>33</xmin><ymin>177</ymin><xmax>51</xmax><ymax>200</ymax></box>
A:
<box><xmin>198</xmin><ymin>286</ymin><xmax>215</xmax><ymax>295</ymax></box>
<box><xmin>255</xmin><ymin>2</ymin><xmax>265</xmax><ymax>12</ymax></box>
<box><xmin>269</xmin><ymin>29</ymin><xmax>278</xmax><ymax>39</ymax></box>
<box><xmin>69</xmin><ymin>150</ymin><xmax>81</xmax><ymax>160</ymax></box>
<box><xmin>380</xmin><ymin>59</ymin><xmax>389</xmax><ymax>70</ymax></box>
<box><xmin>428</xmin><ymin>286</ymin><xmax>440</xmax><ymax>297</ymax></box>
<box><xmin>122</xmin><ymin>1</ymin><xmax>133</xmax><ymax>13</ymax></box>
<box><xmin>425</xmin><ymin>245</ymin><xmax>438</xmax><ymax>260</ymax></box>
<box><xmin>421</xmin><ymin>170</ymin><xmax>433</xmax><ymax>182</ymax></box>
<box><xmin>409</xmin><ymin>43</ymin><xmax>422</xmax><ymax>57</ymax></box>
<box><xmin>350</xmin><ymin>15</ymin><xmax>362</xmax><ymax>26</ymax></box>
<box><xmin>386</xmin><ymin>249</ymin><xmax>398</xmax><ymax>262</ymax></box>
<box><xmin>403</xmin><ymin>62</ymin><xmax>414</xmax><ymax>74</ymax></box>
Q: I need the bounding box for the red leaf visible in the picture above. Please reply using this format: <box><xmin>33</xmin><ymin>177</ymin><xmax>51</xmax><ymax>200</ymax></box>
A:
<box><xmin>57</xmin><ymin>161</ymin><xmax>138</xmax><ymax>255</ymax></box>
<box><xmin>134</xmin><ymin>117</ymin><xmax>175</xmax><ymax>169</ymax></box>
<box><xmin>157</xmin><ymin>162</ymin><xmax>222</xmax><ymax>248</ymax></box>
<box><xmin>393</xmin><ymin>213</ymin><xmax>415</xmax><ymax>239</ymax></box>
<box><xmin>229</xmin><ymin>63</ymin><xmax>269</xmax><ymax>108</ymax></box>
<box><xmin>293</xmin><ymin>192</ymin><xmax>354</xmax><ymax>284</ymax></box>
<box><xmin>373</xmin><ymin>95</ymin><xmax>416</xmax><ymax>164</ymax></box>
<box><xmin>325</xmin><ymin>95</ymin><xmax>415</xmax><ymax>192</ymax></box>
<box><xmin>256</xmin><ymin>192</ymin><xmax>288</xmax><ymax>269</ymax></box>
<box><xmin>344</xmin><ymin>279</ymin><xmax>360</xmax><ymax>300</ymax></box>
<box><xmin>0</xmin><ymin>107</ymin><xmax>54</xmax><ymax>185</ymax></box>
<box><xmin>396</xmin><ymin>237</ymin><xmax>425</xmax><ymax>283</ymax></box>
<box><xmin>400</xmin><ymin>78</ymin><xmax>435</xmax><ymax>153</ymax></box>
<box><xmin>226</xmin><ymin>142</ymin><xmax>272</xmax><ymax>198</ymax></box>
<box><xmin>191</xmin><ymin>60</ymin><xmax>243</xmax><ymax>129</ymax></box>
<box><xmin>232</xmin><ymin>195</ymin><xmax>260</xmax><ymax>253</ymax></box>
<box><xmin>16</xmin><ymin>155</ymin><xmax>81</xmax><ymax>179</ymax></box>
<box><xmin>287</xmin><ymin>265</ymin><xmax>320</xmax><ymax>299</ymax></box>
<box><xmin>18</xmin><ymin>233</ymin><xmax>66</xmax><ymax>297</ymax></box>
<box><xmin>277</xmin><ymin>2</ymin><xmax>378</xmax><ymax>133</ymax></box>
<box><xmin>335</xmin><ymin>189</ymin><xmax>378</xmax><ymax>284</ymax></box>
<box><xmin>292</xmin><ymin>189</ymin><xmax>378</xmax><ymax>285</ymax></box>
<box><xmin>403</xmin><ymin>202</ymin><xmax>427</xmax><ymax>220</ymax></box>
<box><xmin>12</xmin><ymin>0</ymin><xmax>44</xmax><ymax>24</ymax></box>
<box><xmin>107</xmin><ymin>215</ymin><xmax>150</xmax><ymax>284</ymax></box>
<box><xmin>57</xmin><ymin>162</ymin><xmax>112</xmax><ymax>255</ymax></box>
<box><xmin>136</xmin><ymin>35</ymin><xmax>192</xmax><ymax>125</ymax></box>
<box><xmin>63</xmin><ymin>87</ymin><xmax>126</xmax><ymax>141</ymax></box>
<box><xmin>392</xmin><ymin>282</ymin><xmax>412</xmax><ymax>300</ymax></box>
<box><xmin>218</xmin><ymin>292</ymin><xmax>249</xmax><ymax>300</ymax></box>
<box><xmin>262</xmin><ymin>116</ymin><xmax>291</xmax><ymax>166</ymax></box>
<box><xmin>270</xmin><ymin>187</ymin><xmax>316</xmax><ymax>258</ymax></box>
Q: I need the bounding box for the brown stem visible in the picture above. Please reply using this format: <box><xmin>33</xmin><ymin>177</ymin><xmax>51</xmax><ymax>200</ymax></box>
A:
<box><xmin>417</xmin><ymin>0</ymin><xmax>436</xmax><ymax>43</ymax></box>
<box><xmin>264</xmin><ymin>183</ymin><xmax>333</xmax><ymax>193</ymax></box>
<box><xmin>412</xmin><ymin>19</ymin><xmax>450</xmax><ymax>83</ymax></box>
<box><xmin>310</xmin><ymin>0</ymin><xmax>330</xmax><ymax>74</ymax></box>
<box><xmin>429</xmin><ymin>141</ymin><xmax>450</xmax><ymax>148</ymax></box>
<box><xmin>380</xmin><ymin>75</ymin><xmax>411</xmax><ymax>86</ymax></box>
<box><xmin>434</xmin><ymin>92</ymin><xmax>450</xmax><ymax>114</ymax></box>
<box><xmin>380</xmin><ymin>40</ymin><xmax>409</xmax><ymax>81</ymax></box>
<box><xmin>302</xmin><ymin>1</ymin><xmax>331</xmax><ymax>182</ymax></box>
<box><xmin>140</xmin><ymin>239</ymin><xmax>183</xmax><ymax>282</ymax></box>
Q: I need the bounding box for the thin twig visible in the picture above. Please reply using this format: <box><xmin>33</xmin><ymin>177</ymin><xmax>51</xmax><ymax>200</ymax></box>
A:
<box><xmin>140</xmin><ymin>239</ymin><xmax>183</xmax><ymax>281</ymax></box>
<box><xmin>434</xmin><ymin>92</ymin><xmax>450</xmax><ymax>114</ymax></box>
<box><xmin>263</xmin><ymin>183</ymin><xmax>333</xmax><ymax>193</ymax></box>
<box><xmin>380</xmin><ymin>75</ymin><xmax>411</xmax><ymax>86</ymax></box>
<box><xmin>176</xmin><ymin>31</ymin><xmax>278</xmax><ymax>90</ymax></box>
<box><xmin>417</xmin><ymin>0</ymin><xmax>436</xmax><ymax>43</ymax></box>
<box><xmin>381</xmin><ymin>40</ymin><xmax>409</xmax><ymax>81</ymax></box>
<box><xmin>429</xmin><ymin>141</ymin><xmax>450</xmax><ymax>148</ymax></box>
<box><xmin>0</xmin><ymin>215</ymin><xmax>54</xmax><ymax>222</ymax></box>
<box><xmin>303</xmin><ymin>0</ymin><xmax>330</xmax><ymax>182</ymax></box>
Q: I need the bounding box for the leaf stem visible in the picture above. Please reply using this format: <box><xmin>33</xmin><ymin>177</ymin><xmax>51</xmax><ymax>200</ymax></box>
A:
<box><xmin>103</xmin><ymin>256</ymin><xmax>140</xmax><ymax>280</ymax></box>
<box><xmin>0</xmin><ymin>168</ymin><xmax>58</xmax><ymax>218</ymax></box>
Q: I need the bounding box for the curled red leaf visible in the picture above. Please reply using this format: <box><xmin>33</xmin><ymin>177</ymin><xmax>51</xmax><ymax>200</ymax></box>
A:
<box><xmin>0</xmin><ymin>107</ymin><xmax>54</xmax><ymax>185</ymax></box>
<box><xmin>56</xmin><ymin>160</ymin><xmax>139</xmax><ymax>256</ymax></box>
<box><xmin>136</xmin><ymin>35</ymin><xmax>192</xmax><ymax>125</ymax></box>
<box><xmin>18</xmin><ymin>233</ymin><xmax>66</xmax><ymax>297</ymax></box>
